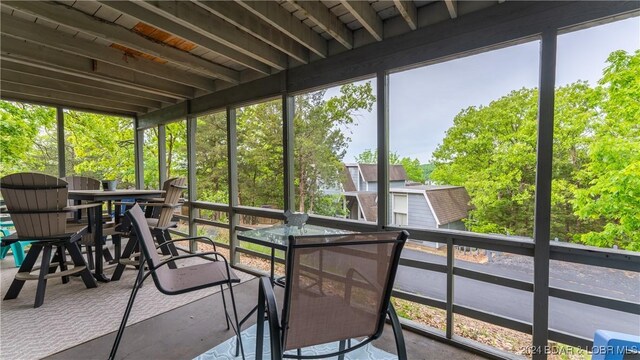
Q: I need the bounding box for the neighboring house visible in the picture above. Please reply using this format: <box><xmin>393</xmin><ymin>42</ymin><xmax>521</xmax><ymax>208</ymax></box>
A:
<box><xmin>339</xmin><ymin>163</ymin><xmax>473</xmax><ymax>247</ymax></box>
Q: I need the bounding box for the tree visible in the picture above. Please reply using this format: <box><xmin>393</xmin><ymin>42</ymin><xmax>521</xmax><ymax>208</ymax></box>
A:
<box><xmin>0</xmin><ymin>102</ymin><xmax>57</xmax><ymax>176</ymax></box>
<box><xmin>295</xmin><ymin>82</ymin><xmax>376</xmax><ymax>213</ymax></box>
<box><xmin>573</xmin><ymin>50</ymin><xmax>640</xmax><ymax>251</ymax></box>
<box><xmin>431</xmin><ymin>82</ymin><xmax>601</xmax><ymax>238</ymax></box>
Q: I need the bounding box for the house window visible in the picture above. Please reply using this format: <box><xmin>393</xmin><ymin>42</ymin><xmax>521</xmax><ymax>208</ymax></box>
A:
<box><xmin>392</xmin><ymin>194</ymin><xmax>408</xmax><ymax>226</ymax></box>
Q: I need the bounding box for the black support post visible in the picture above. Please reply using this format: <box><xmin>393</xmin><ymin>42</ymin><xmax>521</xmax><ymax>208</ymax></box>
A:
<box><xmin>532</xmin><ymin>29</ymin><xmax>557</xmax><ymax>360</ymax></box>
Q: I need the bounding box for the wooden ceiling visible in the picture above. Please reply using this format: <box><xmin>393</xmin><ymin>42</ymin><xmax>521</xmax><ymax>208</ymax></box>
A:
<box><xmin>0</xmin><ymin>0</ymin><xmax>486</xmax><ymax>116</ymax></box>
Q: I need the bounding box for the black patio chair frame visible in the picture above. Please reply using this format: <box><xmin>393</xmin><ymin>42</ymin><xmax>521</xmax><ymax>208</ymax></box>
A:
<box><xmin>255</xmin><ymin>231</ymin><xmax>409</xmax><ymax>360</ymax></box>
<box><xmin>108</xmin><ymin>204</ymin><xmax>245</xmax><ymax>360</ymax></box>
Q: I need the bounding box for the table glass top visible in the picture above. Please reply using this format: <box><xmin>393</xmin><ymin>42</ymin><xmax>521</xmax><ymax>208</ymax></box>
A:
<box><xmin>237</xmin><ymin>224</ymin><xmax>351</xmax><ymax>249</ymax></box>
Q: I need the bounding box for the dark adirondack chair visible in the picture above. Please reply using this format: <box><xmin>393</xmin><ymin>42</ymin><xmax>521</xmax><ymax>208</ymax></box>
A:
<box><xmin>109</xmin><ymin>204</ymin><xmax>245</xmax><ymax>360</ymax></box>
<box><xmin>0</xmin><ymin>173</ymin><xmax>98</xmax><ymax>308</ymax></box>
<box><xmin>255</xmin><ymin>231</ymin><xmax>409</xmax><ymax>360</ymax></box>
<box><xmin>111</xmin><ymin>177</ymin><xmax>186</xmax><ymax>281</ymax></box>
<box><xmin>62</xmin><ymin>175</ymin><xmax>120</xmax><ymax>269</ymax></box>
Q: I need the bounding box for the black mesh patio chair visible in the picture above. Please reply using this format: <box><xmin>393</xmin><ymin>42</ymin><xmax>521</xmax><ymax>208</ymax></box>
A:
<box><xmin>255</xmin><ymin>231</ymin><xmax>408</xmax><ymax>360</ymax></box>
<box><xmin>111</xmin><ymin>177</ymin><xmax>185</xmax><ymax>281</ymax></box>
<box><xmin>0</xmin><ymin>173</ymin><xmax>98</xmax><ymax>308</ymax></box>
<box><xmin>109</xmin><ymin>204</ymin><xmax>245</xmax><ymax>360</ymax></box>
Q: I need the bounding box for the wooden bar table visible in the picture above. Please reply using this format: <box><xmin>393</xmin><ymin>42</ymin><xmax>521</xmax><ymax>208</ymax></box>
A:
<box><xmin>68</xmin><ymin>189</ymin><xmax>164</xmax><ymax>282</ymax></box>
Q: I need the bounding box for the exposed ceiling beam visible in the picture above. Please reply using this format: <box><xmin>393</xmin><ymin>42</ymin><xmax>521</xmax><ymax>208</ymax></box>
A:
<box><xmin>287</xmin><ymin>0</ymin><xmax>353</xmax><ymax>50</ymax></box>
<box><xmin>2</xmin><ymin>1</ymin><xmax>239</xmax><ymax>83</ymax></box>
<box><xmin>0</xmin><ymin>14</ymin><xmax>217</xmax><ymax>92</ymax></box>
<box><xmin>444</xmin><ymin>0</ymin><xmax>458</xmax><ymax>19</ymax></box>
<box><xmin>1</xmin><ymin>81</ymin><xmax>147</xmax><ymax>114</ymax></box>
<box><xmin>340</xmin><ymin>1</ymin><xmax>383</xmax><ymax>41</ymax></box>
<box><xmin>1</xmin><ymin>35</ymin><xmax>192</xmax><ymax>100</ymax></box>
<box><xmin>134</xmin><ymin>1</ymin><xmax>286</xmax><ymax>71</ymax></box>
<box><xmin>1</xmin><ymin>59</ymin><xmax>175</xmax><ymax>105</ymax></box>
<box><xmin>1</xmin><ymin>92</ymin><xmax>135</xmax><ymax>117</ymax></box>
<box><xmin>394</xmin><ymin>0</ymin><xmax>418</xmax><ymax>30</ymax></box>
<box><xmin>234</xmin><ymin>0</ymin><xmax>328</xmax><ymax>58</ymax></box>
<box><xmin>192</xmin><ymin>1</ymin><xmax>309</xmax><ymax>64</ymax></box>
<box><xmin>2</xmin><ymin>69</ymin><xmax>161</xmax><ymax>110</ymax></box>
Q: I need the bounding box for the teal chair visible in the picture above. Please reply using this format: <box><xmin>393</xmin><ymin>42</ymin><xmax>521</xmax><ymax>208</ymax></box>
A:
<box><xmin>0</xmin><ymin>221</ymin><xmax>32</xmax><ymax>268</ymax></box>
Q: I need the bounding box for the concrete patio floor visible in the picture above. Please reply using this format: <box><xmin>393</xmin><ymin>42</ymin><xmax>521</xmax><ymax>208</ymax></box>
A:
<box><xmin>46</xmin><ymin>278</ymin><xmax>487</xmax><ymax>360</ymax></box>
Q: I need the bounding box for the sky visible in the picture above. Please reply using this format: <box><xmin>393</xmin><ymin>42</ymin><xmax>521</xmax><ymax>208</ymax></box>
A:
<box><xmin>322</xmin><ymin>16</ymin><xmax>639</xmax><ymax>164</ymax></box>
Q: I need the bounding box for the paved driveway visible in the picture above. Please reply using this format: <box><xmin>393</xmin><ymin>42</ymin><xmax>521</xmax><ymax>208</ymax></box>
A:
<box><xmin>395</xmin><ymin>248</ymin><xmax>640</xmax><ymax>340</ymax></box>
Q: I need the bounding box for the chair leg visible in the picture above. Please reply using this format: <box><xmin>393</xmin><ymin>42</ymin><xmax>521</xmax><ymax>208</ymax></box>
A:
<box><xmin>112</xmin><ymin>234</ymin><xmax>122</xmax><ymax>265</ymax></box>
<box><xmin>228</xmin><ymin>282</ymin><xmax>245</xmax><ymax>360</ymax></box>
<box><xmin>59</xmin><ymin>245</ymin><xmax>69</xmax><ymax>284</ymax></box>
<box><xmin>4</xmin><ymin>244</ymin><xmax>42</xmax><ymax>300</ymax></box>
<box><xmin>388</xmin><ymin>304</ymin><xmax>408</xmax><ymax>360</ymax></box>
<box><xmin>67</xmin><ymin>242</ymin><xmax>98</xmax><ymax>289</ymax></box>
<box><xmin>220</xmin><ymin>285</ymin><xmax>230</xmax><ymax>330</ymax></box>
<box><xmin>86</xmin><ymin>245</ymin><xmax>95</xmax><ymax>270</ymax></box>
<box><xmin>111</xmin><ymin>235</ymin><xmax>137</xmax><ymax>281</ymax></box>
<box><xmin>338</xmin><ymin>340</ymin><xmax>346</xmax><ymax>360</ymax></box>
<box><xmin>11</xmin><ymin>242</ymin><xmax>26</xmax><ymax>267</ymax></box>
<box><xmin>109</xmin><ymin>268</ymin><xmax>144</xmax><ymax>360</ymax></box>
<box><xmin>34</xmin><ymin>245</ymin><xmax>53</xmax><ymax>308</ymax></box>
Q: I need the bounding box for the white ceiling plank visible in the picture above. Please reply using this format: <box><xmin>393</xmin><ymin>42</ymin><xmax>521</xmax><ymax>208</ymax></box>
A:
<box><xmin>444</xmin><ymin>0</ymin><xmax>458</xmax><ymax>19</ymax></box>
<box><xmin>1</xmin><ymin>34</ymin><xmax>192</xmax><ymax>100</ymax></box>
<box><xmin>193</xmin><ymin>1</ymin><xmax>310</xmax><ymax>64</ymax></box>
<box><xmin>1</xmin><ymin>81</ymin><xmax>148</xmax><ymax>113</ymax></box>
<box><xmin>132</xmin><ymin>0</ymin><xmax>284</xmax><ymax>72</ymax></box>
<box><xmin>287</xmin><ymin>0</ymin><xmax>353</xmax><ymax>49</ymax></box>
<box><xmin>393</xmin><ymin>0</ymin><xmax>418</xmax><ymax>30</ymax></box>
<box><xmin>339</xmin><ymin>1</ymin><xmax>383</xmax><ymax>41</ymax></box>
<box><xmin>1</xmin><ymin>59</ymin><xmax>176</xmax><ymax>105</ymax></box>
<box><xmin>4</xmin><ymin>1</ymin><xmax>240</xmax><ymax>83</ymax></box>
<box><xmin>234</xmin><ymin>0</ymin><xmax>328</xmax><ymax>58</ymax></box>
<box><xmin>2</xmin><ymin>68</ymin><xmax>162</xmax><ymax>110</ymax></box>
<box><xmin>1</xmin><ymin>14</ymin><xmax>219</xmax><ymax>91</ymax></box>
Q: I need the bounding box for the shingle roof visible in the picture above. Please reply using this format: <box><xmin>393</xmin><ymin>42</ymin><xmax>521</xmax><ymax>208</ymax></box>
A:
<box><xmin>358</xmin><ymin>164</ymin><xmax>407</xmax><ymax>182</ymax></box>
<box><xmin>424</xmin><ymin>187</ymin><xmax>472</xmax><ymax>225</ymax></box>
<box><xmin>342</xmin><ymin>167</ymin><xmax>357</xmax><ymax>192</ymax></box>
<box><xmin>356</xmin><ymin>192</ymin><xmax>378</xmax><ymax>222</ymax></box>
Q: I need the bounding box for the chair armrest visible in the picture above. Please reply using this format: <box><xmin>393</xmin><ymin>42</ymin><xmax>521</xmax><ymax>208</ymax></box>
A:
<box><xmin>137</xmin><ymin>202</ymin><xmax>181</xmax><ymax>208</ymax></box>
<box><xmin>257</xmin><ymin>276</ymin><xmax>283</xmax><ymax>360</ymax></box>
<box><xmin>65</xmin><ymin>203</ymin><xmax>102</xmax><ymax>211</ymax></box>
<box><xmin>113</xmin><ymin>201</ymin><xmax>136</xmax><ymax>206</ymax></box>
<box><xmin>148</xmin><ymin>251</ymin><xmax>231</xmax><ymax>276</ymax></box>
<box><xmin>155</xmin><ymin>236</ymin><xmax>217</xmax><ymax>251</ymax></box>
<box><xmin>171</xmin><ymin>184</ymin><xmax>188</xmax><ymax>190</ymax></box>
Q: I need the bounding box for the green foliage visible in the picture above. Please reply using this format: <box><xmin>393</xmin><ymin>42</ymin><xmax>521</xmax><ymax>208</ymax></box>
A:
<box><xmin>421</xmin><ymin>163</ymin><xmax>435</xmax><ymax>181</ymax></box>
<box><xmin>431</xmin><ymin>49</ymin><xmax>639</xmax><ymax>251</ymax></box>
<box><xmin>573</xmin><ymin>50</ymin><xmax>640</xmax><ymax>250</ymax></box>
<box><xmin>0</xmin><ymin>102</ymin><xmax>57</xmax><ymax>176</ymax></box>
<box><xmin>195</xmin><ymin>112</ymin><xmax>228</xmax><ymax>204</ymax></box>
<box><xmin>64</xmin><ymin>110</ymin><xmax>136</xmax><ymax>187</ymax></box>
<box><xmin>294</xmin><ymin>82</ymin><xmax>375</xmax><ymax>214</ymax></box>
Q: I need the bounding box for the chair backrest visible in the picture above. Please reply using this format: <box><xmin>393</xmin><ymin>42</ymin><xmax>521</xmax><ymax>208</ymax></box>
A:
<box><xmin>62</xmin><ymin>176</ymin><xmax>101</xmax><ymax>190</ymax></box>
<box><xmin>154</xmin><ymin>177</ymin><xmax>186</xmax><ymax>228</ymax></box>
<box><xmin>62</xmin><ymin>176</ymin><xmax>102</xmax><ymax>217</ymax></box>
<box><xmin>125</xmin><ymin>204</ymin><xmax>169</xmax><ymax>285</ymax></box>
<box><xmin>0</xmin><ymin>173</ymin><xmax>69</xmax><ymax>238</ymax></box>
<box><xmin>282</xmin><ymin>231</ymin><xmax>407</xmax><ymax>351</ymax></box>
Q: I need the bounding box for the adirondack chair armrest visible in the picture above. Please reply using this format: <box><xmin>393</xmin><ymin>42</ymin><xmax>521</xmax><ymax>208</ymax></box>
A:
<box><xmin>137</xmin><ymin>202</ymin><xmax>181</xmax><ymax>208</ymax></box>
<box><xmin>64</xmin><ymin>203</ymin><xmax>102</xmax><ymax>212</ymax></box>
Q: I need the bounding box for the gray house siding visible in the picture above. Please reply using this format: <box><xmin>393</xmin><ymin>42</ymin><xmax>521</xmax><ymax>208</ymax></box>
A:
<box><xmin>348</xmin><ymin>166</ymin><xmax>359</xmax><ymax>191</ymax></box>
<box><xmin>408</xmin><ymin>193</ymin><xmax>437</xmax><ymax>228</ymax></box>
<box><xmin>439</xmin><ymin>220</ymin><xmax>466</xmax><ymax>231</ymax></box>
<box><xmin>367</xmin><ymin>181</ymin><xmax>378</xmax><ymax>192</ymax></box>
<box><xmin>390</xmin><ymin>180</ymin><xmax>405</xmax><ymax>189</ymax></box>
<box><xmin>359</xmin><ymin>176</ymin><xmax>367</xmax><ymax>192</ymax></box>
